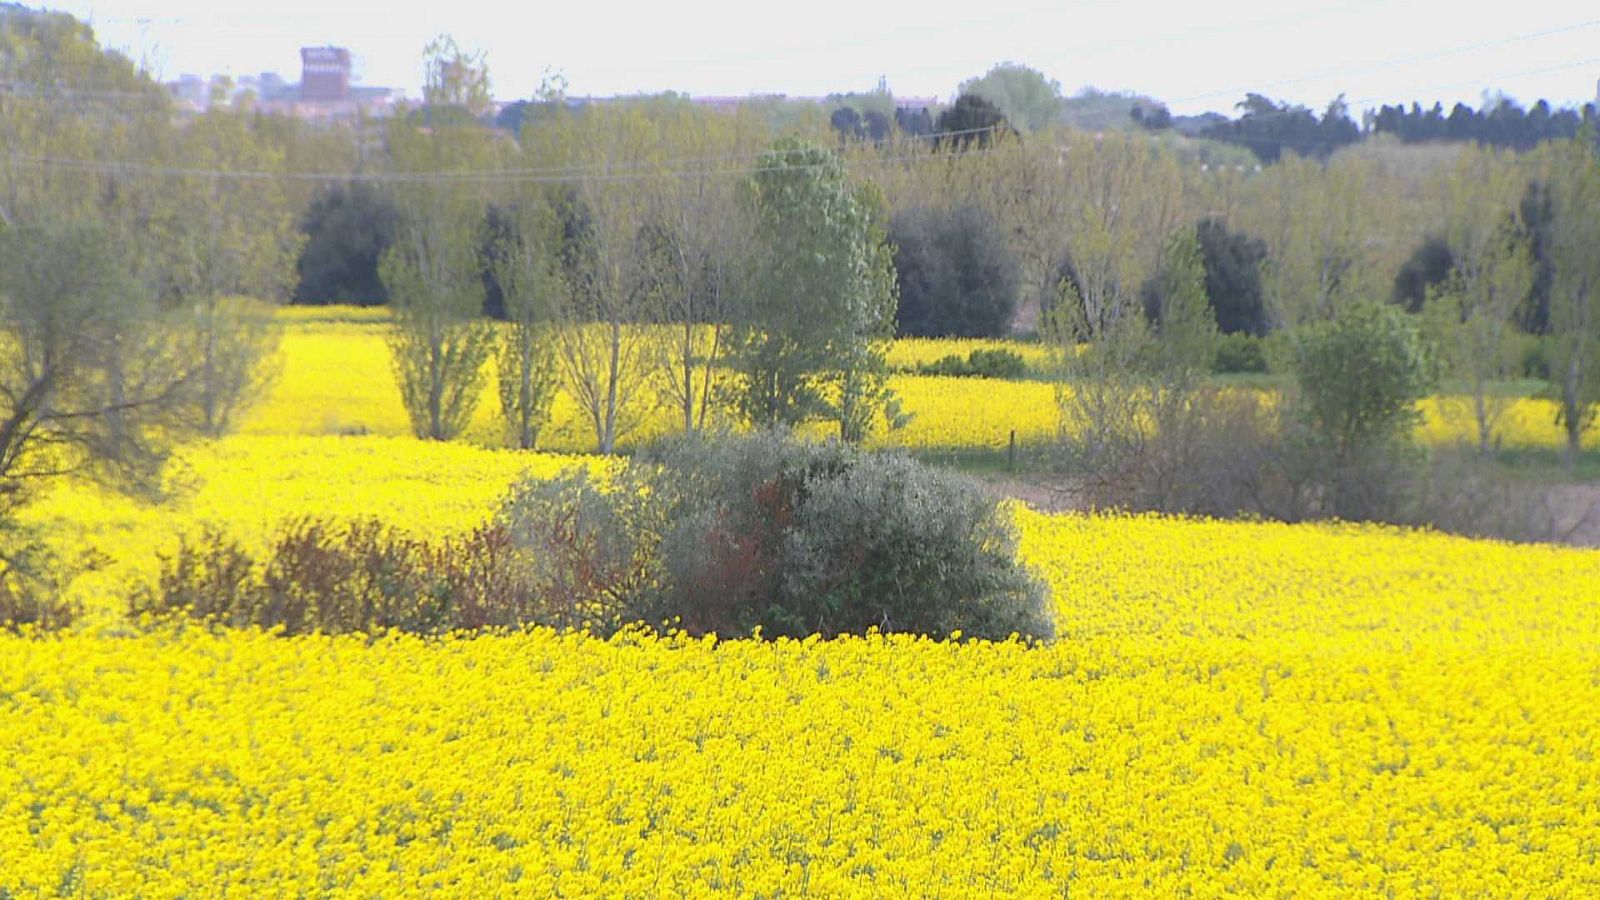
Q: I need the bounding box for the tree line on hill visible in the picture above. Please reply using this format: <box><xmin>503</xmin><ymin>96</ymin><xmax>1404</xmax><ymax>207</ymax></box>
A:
<box><xmin>5</xmin><ymin>6</ymin><xmax>1600</xmax><ymax>574</ymax></box>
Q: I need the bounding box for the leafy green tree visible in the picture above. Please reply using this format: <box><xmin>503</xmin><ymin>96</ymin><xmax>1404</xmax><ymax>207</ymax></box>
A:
<box><xmin>1288</xmin><ymin>301</ymin><xmax>1438</xmax><ymax>520</ymax></box>
<box><xmin>958</xmin><ymin>63</ymin><xmax>1062</xmax><ymax>134</ymax></box>
<box><xmin>889</xmin><ymin>205</ymin><xmax>1018</xmax><ymax>338</ymax></box>
<box><xmin>0</xmin><ymin>222</ymin><xmax>199</xmax><ymax>588</ymax></box>
<box><xmin>1292</xmin><ymin>301</ymin><xmax>1437</xmax><ymax>465</ymax></box>
<box><xmin>381</xmin><ymin>175</ymin><xmax>495</xmax><ymax>440</ymax></box>
<box><xmin>293</xmin><ymin>183</ymin><xmax>398</xmax><ymax>306</ymax></box>
<box><xmin>1541</xmin><ymin>138</ymin><xmax>1600</xmax><ymax>469</ymax></box>
<box><xmin>164</xmin><ymin>104</ymin><xmax>302</xmax><ymax>436</ymax></box>
<box><xmin>1142</xmin><ymin>226</ymin><xmax>1218</xmax><ymax>372</ymax></box>
<box><xmin>1241</xmin><ymin>152</ymin><xmax>1389</xmax><ymax>329</ymax></box>
<box><xmin>522</xmin><ymin>105</ymin><xmax>669</xmax><ymax>454</ymax></box>
<box><xmin>643</xmin><ymin>104</ymin><xmax>760</xmax><ymax>434</ymax></box>
<box><xmin>733</xmin><ymin>139</ymin><xmax>899</xmax><ymax>441</ymax></box>
<box><xmin>1421</xmin><ymin>144</ymin><xmax>1533</xmax><ymax>454</ymax></box>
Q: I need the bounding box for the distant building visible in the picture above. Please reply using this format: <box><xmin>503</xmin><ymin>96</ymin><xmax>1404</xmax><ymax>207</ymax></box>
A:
<box><xmin>300</xmin><ymin>47</ymin><xmax>351</xmax><ymax>103</ymax></box>
<box><xmin>164</xmin><ymin>46</ymin><xmax>403</xmax><ymax>122</ymax></box>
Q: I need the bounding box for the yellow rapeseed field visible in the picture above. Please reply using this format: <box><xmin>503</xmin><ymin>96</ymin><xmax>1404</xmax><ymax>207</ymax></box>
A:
<box><xmin>6</xmin><ymin>309</ymin><xmax>1600</xmax><ymax>896</ymax></box>
<box><xmin>884</xmin><ymin>336</ymin><xmax>1054</xmax><ymax>371</ymax></box>
<box><xmin>18</xmin><ymin>436</ymin><xmax>602</xmax><ymax>618</ymax></box>
<box><xmin>244</xmin><ymin>312</ymin><xmax>1595</xmax><ymax>454</ymax></box>
<box><xmin>246</xmin><ymin>320</ymin><xmax>1063</xmax><ymax>452</ymax></box>
<box><xmin>4</xmin><ymin>510</ymin><xmax>1600</xmax><ymax>895</ymax></box>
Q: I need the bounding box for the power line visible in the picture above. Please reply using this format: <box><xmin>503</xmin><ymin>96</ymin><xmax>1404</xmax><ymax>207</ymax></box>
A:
<box><xmin>0</xmin><ymin>140</ymin><xmax>1002</xmax><ymax>186</ymax></box>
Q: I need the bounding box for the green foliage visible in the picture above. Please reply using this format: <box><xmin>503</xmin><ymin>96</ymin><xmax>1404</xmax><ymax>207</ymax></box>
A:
<box><xmin>1212</xmin><ymin>332</ymin><xmax>1268</xmax><ymax>374</ymax></box>
<box><xmin>890</xmin><ymin>205</ymin><xmax>1019</xmax><ymax>338</ymax></box>
<box><xmin>935</xmin><ymin>94</ymin><xmax>1010</xmax><ymax>149</ymax></box>
<box><xmin>293</xmin><ymin>183</ymin><xmax>398</xmax><ymax>306</ymax></box>
<box><xmin>484</xmin><ymin>200</ymin><xmax>563</xmax><ymax>449</ymax></box>
<box><xmin>500</xmin><ymin>432</ymin><xmax>1053</xmax><ymax>641</ymax></box>
<box><xmin>1140</xmin><ymin>227</ymin><xmax>1218</xmax><ymax>374</ymax></box>
<box><xmin>1540</xmin><ymin>138</ymin><xmax>1600</xmax><ymax>469</ymax></box>
<box><xmin>1392</xmin><ymin>236</ymin><xmax>1455</xmax><ymax>314</ymax></box>
<box><xmin>1194</xmin><ymin>219</ymin><xmax>1269</xmax><ymax>336</ymax></box>
<box><xmin>1516</xmin><ymin>180</ymin><xmax>1557</xmax><ymax>334</ymax></box>
<box><xmin>732</xmin><ymin>139</ymin><xmax>899</xmax><ymax>441</ymax></box>
<box><xmin>381</xmin><ymin>111</ymin><xmax>498</xmax><ymax>442</ymax></box>
<box><xmin>1291</xmin><ymin>301</ymin><xmax>1438</xmax><ymax>462</ymax></box>
<box><xmin>0</xmin><ymin>223</ymin><xmax>194</xmax><ymax>503</ymax></box>
<box><xmin>381</xmin><ymin>244</ymin><xmax>495</xmax><ymax>441</ymax></box>
<box><xmin>957</xmin><ymin>63</ymin><xmax>1062</xmax><ymax>134</ymax></box>
<box><xmin>916</xmin><ymin>349</ymin><xmax>1029</xmax><ymax>379</ymax></box>
<box><xmin>1520</xmin><ymin>336</ymin><xmax>1553</xmax><ymax>380</ymax></box>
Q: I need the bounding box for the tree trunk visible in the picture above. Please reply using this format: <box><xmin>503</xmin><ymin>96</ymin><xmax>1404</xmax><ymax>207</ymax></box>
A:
<box><xmin>518</xmin><ymin>336</ymin><xmax>535</xmax><ymax>450</ymax></box>
<box><xmin>1564</xmin><ymin>354</ymin><xmax>1582</xmax><ymax>472</ymax></box>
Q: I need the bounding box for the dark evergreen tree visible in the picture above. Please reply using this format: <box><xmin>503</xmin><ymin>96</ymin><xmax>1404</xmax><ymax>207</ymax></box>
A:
<box><xmin>895</xmin><ymin>106</ymin><xmax>934</xmax><ymax>137</ymax></box>
<box><xmin>1143</xmin><ymin>219</ymin><xmax>1269</xmax><ymax>337</ymax></box>
<box><xmin>1200</xmin><ymin>93</ymin><xmax>1359</xmax><ymax>163</ymax></box>
<box><xmin>1392</xmin><ymin>236</ymin><xmax>1455</xmax><ymax>314</ymax></box>
<box><xmin>890</xmin><ymin>205</ymin><xmax>1019</xmax><ymax>338</ymax></box>
<box><xmin>1369</xmin><ymin>97</ymin><xmax>1599</xmax><ymax>150</ymax></box>
<box><xmin>1195</xmin><ymin>218</ymin><xmax>1269</xmax><ymax>335</ymax></box>
<box><xmin>935</xmin><ymin>93</ymin><xmax>1010</xmax><ymax>150</ymax></box>
<box><xmin>293</xmin><ymin>182</ymin><xmax>399</xmax><ymax>306</ymax></box>
<box><xmin>829</xmin><ymin>106</ymin><xmax>863</xmax><ymax>140</ymax></box>
<box><xmin>1517</xmin><ymin>180</ymin><xmax>1556</xmax><ymax>334</ymax></box>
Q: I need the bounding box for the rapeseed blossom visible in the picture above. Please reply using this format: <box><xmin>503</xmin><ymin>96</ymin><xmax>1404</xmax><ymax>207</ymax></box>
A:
<box><xmin>4</xmin><ymin>309</ymin><xmax>1599</xmax><ymax>896</ymax></box>
<box><xmin>4</xmin><ymin>510</ymin><xmax>1600</xmax><ymax>895</ymax></box>
<box><xmin>243</xmin><ymin>313</ymin><xmax>1595</xmax><ymax>454</ymax></box>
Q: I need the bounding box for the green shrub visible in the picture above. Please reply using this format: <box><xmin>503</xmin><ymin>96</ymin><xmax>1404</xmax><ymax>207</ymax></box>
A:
<box><xmin>501</xmin><ymin>431</ymin><xmax>1053</xmax><ymax>641</ymax></box>
<box><xmin>917</xmin><ymin>348</ymin><xmax>1030</xmax><ymax>379</ymax></box>
<box><xmin>1520</xmin><ymin>335</ymin><xmax>1553</xmax><ymax>381</ymax></box>
<box><xmin>1211</xmin><ymin>332</ymin><xmax>1268</xmax><ymax>374</ymax></box>
<box><xmin>1289</xmin><ymin>301</ymin><xmax>1438</xmax><ymax>520</ymax></box>
<box><xmin>0</xmin><ymin>536</ymin><xmax>85</xmax><ymax>632</ymax></box>
<box><xmin>1291</xmin><ymin>302</ymin><xmax>1437</xmax><ymax>459</ymax></box>
<box><xmin>0</xmin><ymin>579</ymin><xmax>77</xmax><ymax>632</ymax></box>
<box><xmin>136</xmin><ymin>518</ymin><xmax>545</xmax><ymax>635</ymax></box>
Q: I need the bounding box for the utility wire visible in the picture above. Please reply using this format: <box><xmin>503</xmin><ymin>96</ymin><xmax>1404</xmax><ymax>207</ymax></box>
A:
<box><xmin>0</xmin><ymin>141</ymin><xmax>1002</xmax><ymax>185</ymax></box>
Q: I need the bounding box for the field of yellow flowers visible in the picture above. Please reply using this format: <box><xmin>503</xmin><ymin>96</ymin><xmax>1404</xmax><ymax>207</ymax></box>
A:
<box><xmin>5</xmin><ymin>508</ymin><xmax>1600</xmax><ymax>895</ymax></box>
<box><xmin>244</xmin><ymin>311</ymin><xmax>1594</xmax><ymax>454</ymax></box>
<box><xmin>4</xmin><ymin>309</ymin><xmax>1600</xmax><ymax>895</ymax></box>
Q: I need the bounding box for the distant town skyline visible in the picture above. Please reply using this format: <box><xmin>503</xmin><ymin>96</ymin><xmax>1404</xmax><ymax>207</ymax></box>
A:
<box><xmin>51</xmin><ymin>0</ymin><xmax>1600</xmax><ymax>115</ymax></box>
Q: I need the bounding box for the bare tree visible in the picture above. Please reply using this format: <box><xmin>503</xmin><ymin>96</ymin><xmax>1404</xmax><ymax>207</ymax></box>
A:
<box><xmin>1543</xmin><ymin>139</ymin><xmax>1600</xmax><ymax>470</ymax></box>
<box><xmin>527</xmin><ymin>106</ymin><xmax>666</xmax><ymax>454</ymax></box>
<box><xmin>1423</xmin><ymin>144</ymin><xmax>1533</xmax><ymax>454</ymax></box>
<box><xmin>648</xmin><ymin>106</ymin><xmax>758</xmax><ymax>434</ymax></box>
<box><xmin>165</xmin><ymin>102</ymin><xmax>301</xmax><ymax>435</ymax></box>
<box><xmin>381</xmin><ymin>42</ymin><xmax>500</xmax><ymax>442</ymax></box>
<box><xmin>486</xmin><ymin>199</ymin><xmax>563</xmax><ymax>450</ymax></box>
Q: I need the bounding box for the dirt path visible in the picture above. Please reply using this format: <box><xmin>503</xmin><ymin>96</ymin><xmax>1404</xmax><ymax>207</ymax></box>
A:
<box><xmin>983</xmin><ymin>474</ymin><xmax>1600</xmax><ymax>549</ymax></box>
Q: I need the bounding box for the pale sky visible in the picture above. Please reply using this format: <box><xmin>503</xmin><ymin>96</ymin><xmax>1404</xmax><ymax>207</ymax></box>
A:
<box><xmin>51</xmin><ymin>0</ymin><xmax>1600</xmax><ymax>115</ymax></box>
